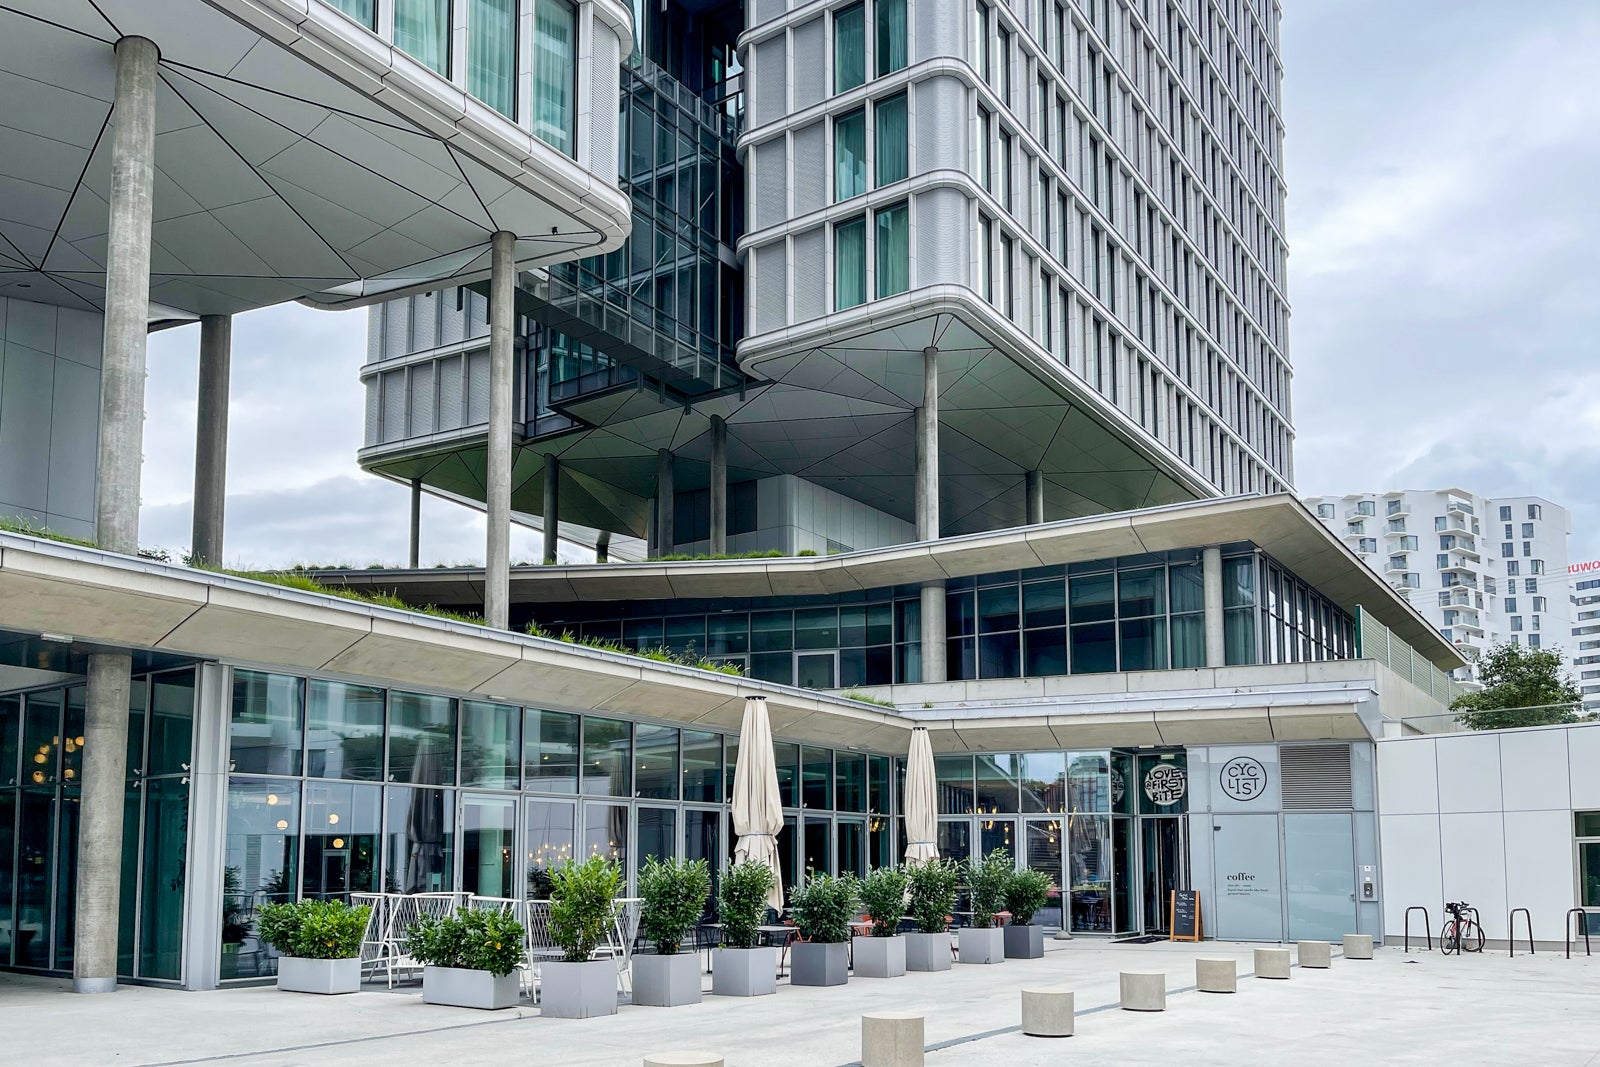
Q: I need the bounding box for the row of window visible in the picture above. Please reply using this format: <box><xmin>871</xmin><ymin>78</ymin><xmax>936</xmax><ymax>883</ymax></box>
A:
<box><xmin>832</xmin><ymin>201</ymin><xmax>911</xmax><ymax>310</ymax></box>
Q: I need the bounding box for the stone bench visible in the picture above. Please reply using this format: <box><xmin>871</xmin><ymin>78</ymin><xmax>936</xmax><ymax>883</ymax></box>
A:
<box><xmin>1120</xmin><ymin>971</ymin><xmax>1166</xmax><ymax>1011</ymax></box>
<box><xmin>862</xmin><ymin>1011</ymin><xmax>924</xmax><ymax>1067</ymax></box>
<box><xmin>1021</xmin><ymin>988</ymin><xmax>1075</xmax><ymax>1037</ymax></box>
<box><xmin>1195</xmin><ymin>957</ymin><xmax>1237</xmax><ymax>993</ymax></box>
<box><xmin>644</xmin><ymin>1054</ymin><xmax>723</xmax><ymax>1067</ymax></box>
<box><xmin>1254</xmin><ymin>947</ymin><xmax>1291</xmax><ymax>979</ymax></box>
<box><xmin>1298</xmin><ymin>940</ymin><xmax>1331</xmax><ymax>968</ymax></box>
<box><xmin>1342</xmin><ymin>934</ymin><xmax>1374</xmax><ymax>959</ymax></box>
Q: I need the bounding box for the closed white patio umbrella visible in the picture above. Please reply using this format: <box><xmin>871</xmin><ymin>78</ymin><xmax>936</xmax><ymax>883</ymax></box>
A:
<box><xmin>904</xmin><ymin>726</ymin><xmax>939</xmax><ymax>866</ymax></box>
<box><xmin>732</xmin><ymin>695</ymin><xmax>785</xmax><ymax>913</ymax></box>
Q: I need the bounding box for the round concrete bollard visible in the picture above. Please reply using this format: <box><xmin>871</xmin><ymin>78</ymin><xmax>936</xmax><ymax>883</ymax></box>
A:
<box><xmin>1342</xmin><ymin>934</ymin><xmax>1375</xmax><ymax>960</ymax></box>
<box><xmin>643</xmin><ymin>1054</ymin><xmax>723</xmax><ymax>1067</ymax></box>
<box><xmin>1298</xmin><ymin>941</ymin><xmax>1332</xmax><ymax>969</ymax></box>
<box><xmin>1119</xmin><ymin>971</ymin><xmax>1166</xmax><ymax>1012</ymax></box>
<box><xmin>1195</xmin><ymin>957</ymin><xmax>1237</xmax><ymax>993</ymax></box>
<box><xmin>1254</xmin><ymin>947</ymin><xmax>1292</xmax><ymax>980</ymax></box>
<box><xmin>1021</xmin><ymin>988</ymin><xmax>1075</xmax><ymax>1037</ymax></box>
<box><xmin>862</xmin><ymin>1011</ymin><xmax>925</xmax><ymax>1067</ymax></box>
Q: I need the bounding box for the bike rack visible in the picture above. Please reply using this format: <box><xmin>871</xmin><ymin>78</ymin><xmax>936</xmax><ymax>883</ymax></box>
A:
<box><xmin>1464</xmin><ymin>906</ymin><xmax>1481</xmax><ymax>932</ymax></box>
<box><xmin>1508</xmin><ymin>908</ymin><xmax>1533</xmax><ymax>957</ymax></box>
<box><xmin>1567</xmin><ymin>909</ymin><xmax>1592</xmax><ymax>960</ymax></box>
<box><xmin>1404</xmin><ymin>906</ymin><xmax>1432</xmax><ymax>952</ymax></box>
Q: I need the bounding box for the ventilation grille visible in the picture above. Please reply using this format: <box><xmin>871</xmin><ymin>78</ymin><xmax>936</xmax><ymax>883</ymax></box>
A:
<box><xmin>1280</xmin><ymin>744</ymin><xmax>1353</xmax><ymax>809</ymax></box>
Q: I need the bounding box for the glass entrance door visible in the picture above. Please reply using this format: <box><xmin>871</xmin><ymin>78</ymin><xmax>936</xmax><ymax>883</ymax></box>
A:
<box><xmin>461</xmin><ymin>794</ymin><xmax>517</xmax><ymax>898</ymax></box>
<box><xmin>1023</xmin><ymin>818</ymin><xmax>1064</xmax><ymax>928</ymax></box>
<box><xmin>1139</xmin><ymin>816</ymin><xmax>1187</xmax><ymax>935</ymax></box>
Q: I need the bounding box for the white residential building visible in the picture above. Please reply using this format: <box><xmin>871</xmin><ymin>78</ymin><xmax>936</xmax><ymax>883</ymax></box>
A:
<box><xmin>1572</xmin><ymin>561</ymin><xmax>1600</xmax><ymax>713</ymax></box>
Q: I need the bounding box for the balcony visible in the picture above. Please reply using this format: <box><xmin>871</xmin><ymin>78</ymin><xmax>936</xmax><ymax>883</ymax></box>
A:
<box><xmin>1345</xmin><ymin>505</ymin><xmax>1378</xmax><ymax>522</ymax></box>
<box><xmin>1385</xmin><ymin>498</ymin><xmax>1409</xmax><ymax>517</ymax></box>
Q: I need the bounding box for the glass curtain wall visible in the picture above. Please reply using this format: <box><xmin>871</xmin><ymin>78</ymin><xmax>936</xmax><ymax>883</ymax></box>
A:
<box><xmin>395</xmin><ymin>0</ymin><xmax>451</xmax><ymax>74</ymax></box>
<box><xmin>531</xmin><ymin>0</ymin><xmax>576</xmax><ymax>149</ymax></box>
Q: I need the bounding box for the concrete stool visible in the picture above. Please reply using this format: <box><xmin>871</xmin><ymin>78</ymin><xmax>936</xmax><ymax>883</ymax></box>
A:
<box><xmin>1298</xmin><ymin>941</ymin><xmax>1332</xmax><ymax>968</ymax></box>
<box><xmin>1342</xmin><ymin>934</ymin><xmax>1374</xmax><ymax>959</ymax></box>
<box><xmin>1021</xmin><ymin>988</ymin><xmax>1075</xmax><ymax>1037</ymax></box>
<box><xmin>1254</xmin><ymin>947</ymin><xmax>1292</xmax><ymax>979</ymax></box>
<box><xmin>862</xmin><ymin>1011</ymin><xmax>924</xmax><ymax>1067</ymax></box>
<box><xmin>644</xmin><ymin>1055</ymin><xmax>723</xmax><ymax>1067</ymax></box>
<box><xmin>1119</xmin><ymin>971</ymin><xmax>1166</xmax><ymax>1011</ymax></box>
<box><xmin>1195</xmin><ymin>957</ymin><xmax>1237</xmax><ymax>993</ymax></box>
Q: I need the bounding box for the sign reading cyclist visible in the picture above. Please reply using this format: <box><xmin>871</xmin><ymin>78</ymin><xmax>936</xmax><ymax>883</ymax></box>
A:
<box><xmin>1219</xmin><ymin>756</ymin><xmax>1268</xmax><ymax>803</ymax></box>
<box><xmin>1143</xmin><ymin>763</ymin><xmax>1187</xmax><ymax>805</ymax></box>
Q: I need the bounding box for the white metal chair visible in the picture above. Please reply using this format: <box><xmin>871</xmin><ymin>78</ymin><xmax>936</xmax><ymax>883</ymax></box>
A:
<box><xmin>382</xmin><ymin>892</ymin><xmax>466</xmax><ymax>988</ymax></box>
<box><xmin>523</xmin><ymin>900</ymin><xmax>565</xmax><ymax>999</ymax></box>
<box><xmin>349</xmin><ymin>892</ymin><xmax>388</xmax><ymax>982</ymax></box>
<box><xmin>606</xmin><ymin>898</ymin><xmax>642</xmax><ymax>994</ymax></box>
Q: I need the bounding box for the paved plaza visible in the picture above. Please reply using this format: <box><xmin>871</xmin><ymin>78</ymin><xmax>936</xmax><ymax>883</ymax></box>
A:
<box><xmin>5</xmin><ymin>939</ymin><xmax>1598</xmax><ymax>1066</ymax></box>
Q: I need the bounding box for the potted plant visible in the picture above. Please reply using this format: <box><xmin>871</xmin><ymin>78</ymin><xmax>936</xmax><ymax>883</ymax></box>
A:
<box><xmin>958</xmin><ymin>850</ymin><xmax>1012</xmax><ymax>965</ymax></box>
<box><xmin>853</xmin><ymin>865</ymin><xmax>909</xmax><ymax>978</ymax></box>
<box><xmin>543</xmin><ymin>855</ymin><xmax>624</xmax><ymax>1018</ymax></box>
<box><xmin>405</xmin><ymin>908</ymin><xmax>526</xmax><ymax>1010</ymax></box>
<box><xmin>905</xmin><ymin>859</ymin><xmax>959</xmax><ymax>972</ymax></box>
<box><xmin>1002</xmin><ymin>867</ymin><xmax>1053</xmax><ymax>959</ymax></box>
<box><xmin>787</xmin><ymin>871</ymin><xmax>857</xmax><ymax>986</ymax></box>
<box><xmin>711</xmin><ymin>860</ymin><xmax>777</xmax><ymax>997</ymax></box>
<box><xmin>634</xmin><ymin>856</ymin><xmax>711</xmax><ymax>1007</ymax></box>
<box><xmin>256</xmin><ymin>898</ymin><xmax>370</xmax><ymax>994</ymax></box>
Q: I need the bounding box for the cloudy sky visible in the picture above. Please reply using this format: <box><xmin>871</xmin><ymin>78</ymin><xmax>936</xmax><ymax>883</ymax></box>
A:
<box><xmin>140</xmin><ymin>0</ymin><xmax>1600</xmax><ymax>570</ymax></box>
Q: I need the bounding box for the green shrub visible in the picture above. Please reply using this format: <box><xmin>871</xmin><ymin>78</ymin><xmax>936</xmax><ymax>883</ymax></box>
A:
<box><xmin>906</xmin><ymin>859</ymin><xmax>960</xmax><ymax>933</ymax></box>
<box><xmin>403</xmin><ymin>908</ymin><xmax>525</xmax><ymax>976</ymax></box>
<box><xmin>255</xmin><ymin>899</ymin><xmax>369</xmax><ymax>960</ymax></box>
<box><xmin>638</xmin><ymin>857</ymin><xmax>711</xmax><ymax>955</ymax></box>
<box><xmin>856</xmin><ymin>866</ymin><xmax>909</xmax><ymax>938</ymax></box>
<box><xmin>966</xmin><ymin>850</ymin><xmax>1013</xmax><ymax>928</ymax></box>
<box><xmin>718</xmin><ymin>861</ymin><xmax>774</xmax><ymax>949</ymax></box>
<box><xmin>549</xmin><ymin>855</ymin><xmax>623</xmax><ymax>963</ymax></box>
<box><xmin>1004</xmin><ymin>867</ymin><xmax>1054</xmax><ymax>926</ymax></box>
<box><xmin>787</xmin><ymin>871</ymin><xmax>858</xmax><ymax>944</ymax></box>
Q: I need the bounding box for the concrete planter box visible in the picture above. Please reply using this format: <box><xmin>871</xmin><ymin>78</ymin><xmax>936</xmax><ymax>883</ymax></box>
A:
<box><xmin>958</xmin><ymin>927</ymin><xmax>1006</xmax><ymax>965</ymax></box>
<box><xmin>276</xmin><ymin>955</ymin><xmax>360</xmax><ymax>995</ymax></box>
<box><xmin>905</xmin><ymin>932</ymin><xmax>952</xmax><ymax>972</ymax></box>
<box><xmin>632</xmin><ymin>952</ymin><xmax>702</xmax><ymax>1007</ymax></box>
<box><xmin>711</xmin><ymin>946</ymin><xmax>777</xmax><ymax>997</ymax></box>
<box><xmin>1003</xmin><ymin>924</ymin><xmax>1045</xmax><ymax>960</ymax></box>
<box><xmin>422</xmin><ymin>965</ymin><xmax>520</xmax><ymax>1010</ymax></box>
<box><xmin>852</xmin><ymin>935</ymin><xmax>906</xmax><ymax>978</ymax></box>
<box><xmin>541</xmin><ymin>959</ymin><xmax>618</xmax><ymax>1018</ymax></box>
<box><xmin>790</xmin><ymin>941</ymin><xmax>849</xmax><ymax>986</ymax></box>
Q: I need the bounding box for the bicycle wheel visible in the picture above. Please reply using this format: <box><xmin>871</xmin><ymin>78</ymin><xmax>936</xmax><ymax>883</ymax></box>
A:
<box><xmin>1441</xmin><ymin>920</ymin><xmax>1458</xmax><ymax>955</ymax></box>
<box><xmin>1463</xmin><ymin>921</ymin><xmax>1485</xmax><ymax>953</ymax></box>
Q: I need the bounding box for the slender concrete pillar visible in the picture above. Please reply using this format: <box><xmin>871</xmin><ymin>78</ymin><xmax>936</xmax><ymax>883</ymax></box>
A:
<box><xmin>920</xmin><ymin>581</ymin><xmax>947</xmax><ymax>684</ymax></box>
<box><xmin>77</xmin><ymin>35</ymin><xmax>159</xmax><ymax>996</ymax></box>
<box><xmin>656</xmin><ymin>448</ymin><xmax>675</xmax><ymax>556</ymax></box>
<box><xmin>596</xmin><ymin>529</ymin><xmax>610</xmax><ymax>563</ymax></box>
<box><xmin>709</xmin><ymin>415</ymin><xmax>728</xmax><ymax>555</ymax></box>
<box><xmin>542</xmin><ymin>453</ymin><xmax>559</xmax><ymax>565</ymax></box>
<box><xmin>190</xmin><ymin>315</ymin><xmax>231</xmax><ymax>566</ymax></box>
<box><xmin>915</xmin><ymin>348</ymin><xmax>945</xmax><ymax>681</ymax></box>
<box><xmin>1025</xmin><ymin>469</ymin><xmax>1044</xmax><ymax>526</ymax></box>
<box><xmin>485</xmin><ymin>230</ymin><xmax>516</xmax><ymax>629</ymax></box>
<box><xmin>407</xmin><ymin>478</ymin><xmax>422</xmax><ymax>568</ymax></box>
<box><xmin>1203</xmin><ymin>546</ymin><xmax>1225</xmax><ymax>667</ymax></box>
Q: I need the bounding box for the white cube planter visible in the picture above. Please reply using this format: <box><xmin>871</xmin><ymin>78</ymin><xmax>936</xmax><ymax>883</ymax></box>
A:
<box><xmin>633</xmin><ymin>952</ymin><xmax>702</xmax><ymax>1007</ymax></box>
<box><xmin>276</xmin><ymin>956</ymin><xmax>361</xmax><ymax>995</ymax></box>
<box><xmin>958</xmin><ymin>926</ymin><xmax>1006</xmax><ymax>965</ymax></box>
<box><xmin>711</xmin><ymin>946</ymin><xmax>777</xmax><ymax>997</ymax></box>
<box><xmin>852</xmin><ymin>935</ymin><xmax>906</xmax><ymax>978</ymax></box>
<box><xmin>422</xmin><ymin>965</ymin><xmax>521</xmax><ymax>1010</ymax></box>
<box><xmin>790</xmin><ymin>941</ymin><xmax>849</xmax><ymax>986</ymax></box>
<box><xmin>1003</xmin><ymin>924</ymin><xmax>1045</xmax><ymax>960</ymax></box>
<box><xmin>541</xmin><ymin>958</ymin><xmax>619</xmax><ymax>1018</ymax></box>
<box><xmin>905</xmin><ymin>932</ymin><xmax>952</xmax><ymax>972</ymax></box>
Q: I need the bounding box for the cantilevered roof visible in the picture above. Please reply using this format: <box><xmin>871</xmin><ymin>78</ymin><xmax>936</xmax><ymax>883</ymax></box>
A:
<box><xmin>317</xmin><ymin>494</ymin><xmax>1469</xmax><ymax>671</ymax></box>
<box><xmin>0</xmin><ymin>0</ymin><xmax>630</xmax><ymax>316</ymax></box>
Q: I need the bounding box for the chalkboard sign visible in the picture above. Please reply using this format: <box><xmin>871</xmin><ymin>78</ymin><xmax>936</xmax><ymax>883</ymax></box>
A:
<box><xmin>1169</xmin><ymin>890</ymin><xmax>1201</xmax><ymax>942</ymax></box>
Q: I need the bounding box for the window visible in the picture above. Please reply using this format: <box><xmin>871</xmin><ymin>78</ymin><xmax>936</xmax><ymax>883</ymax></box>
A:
<box><xmin>974</xmin><ymin>2</ymin><xmax>992</xmax><ymax>81</ymax></box>
<box><xmin>1401</xmin><ymin>536</ymin><xmax>1418</xmax><ymax>551</ymax></box>
<box><xmin>1525</xmin><ymin>578</ymin><xmax>1538</xmax><ymax>593</ymax></box>
<box><xmin>324</xmin><ymin>0</ymin><xmax>376</xmax><ymax>28</ymax></box>
<box><xmin>531</xmin><ymin>0</ymin><xmax>575</xmax><ymax>149</ymax></box>
<box><xmin>1507</xmin><ymin>561</ymin><xmax>1520</xmax><ymax>576</ymax></box>
<box><xmin>1358</xmin><ymin>538</ymin><xmax>1376</xmax><ymax>553</ymax></box>
<box><xmin>997</xmin><ymin>27</ymin><xmax>1012</xmax><ymax>103</ymax></box>
<box><xmin>1529</xmin><ymin>633</ymin><xmax>1541</xmax><ymax>648</ymax></box>
<box><xmin>876</xmin><ymin>0</ymin><xmax>907</xmax><ymax>75</ymax></box>
<box><xmin>875</xmin><ymin>201</ymin><xmax>909</xmax><ymax>297</ymax></box>
<box><xmin>875</xmin><ymin>93</ymin><xmax>908</xmax><ymax>186</ymax></box>
<box><xmin>1532</xmin><ymin>615</ymin><xmax>1541</xmax><ymax>631</ymax></box>
<box><xmin>1532</xmin><ymin>559</ymin><xmax>1545</xmax><ymax>575</ymax></box>
<box><xmin>1502</xmin><ymin>543</ymin><xmax>1514</xmax><ymax>558</ymax></box>
<box><xmin>834</xmin><ymin>108</ymin><xmax>867</xmax><ymax>200</ymax></box>
<box><xmin>1346</xmin><ymin>521</ymin><xmax>1365</xmax><ymax>535</ymax></box>
<box><xmin>835</xmin><ymin>3</ymin><xmax>866</xmax><ymax>93</ymax></box>
<box><xmin>1316</xmin><ymin>504</ymin><xmax>1334</xmax><ymax>519</ymax></box>
<box><xmin>1511</xmin><ymin>616</ymin><xmax>1523</xmax><ymax>632</ymax></box>
<box><xmin>395</xmin><ymin>0</ymin><xmax>450</xmax><ymax>75</ymax></box>
<box><xmin>1505</xmin><ymin>598</ymin><xmax>1518</xmax><ymax>614</ymax></box>
<box><xmin>978</xmin><ymin>214</ymin><xmax>994</xmax><ymax>301</ymax></box>
<box><xmin>1534</xmin><ymin>596</ymin><xmax>1547</xmax><ymax>612</ymax></box>
<box><xmin>1528</xmin><ymin>504</ymin><xmax>1542</xmax><ymax>520</ymax></box>
<box><xmin>835</xmin><ymin>215</ymin><xmax>867</xmax><ymax>309</ymax></box>
<box><xmin>1436</xmin><ymin>554</ymin><xmax>1449</xmax><ymax>570</ymax></box>
<box><xmin>1522</xmin><ymin>523</ymin><xmax>1535</xmax><ymax>538</ymax></box>
<box><xmin>1499</xmin><ymin>506</ymin><xmax>1513</xmax><ymax>522</ymax></box>
<box><xmin>1356</xmin><ymin>501</ymin><xmax>1375</xmax><ymax>516</ymax></box>
<box><xmin>1523</xmin><ymin>541</ymin><xmax>1532</xmax><ymax>556</ymax></box>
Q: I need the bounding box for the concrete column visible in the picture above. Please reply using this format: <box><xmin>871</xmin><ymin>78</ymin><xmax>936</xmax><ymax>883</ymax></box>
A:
<box><xmin>542</xmin><ymin>453</ymin><xmax>559</xmax><ymax>565</ymax></box>
<box><xmin>190</xmin><ymin>315</ymin><xmax>231</xmax><ymax>566</ymax></box>
<box><xmin>920</xmin><ymin>581</ymin><xmax>947</xmax><ymax>684</ymax></box>
<box><xmin>407</xmin><ymin>478</ymin><xmax>422</xmax><ymax>568</ymax></box>
<box><xmin>709</xmin><ymin>415</ymin><xmax>728</xmax><ymax>555</ymax></box>
<box><xmin>484</xmin><ymin>230</ymin><xmax>516</xmax><ymax>629</ymax></box>
<box><xmin>1024</xmin><ymin>469</ymin><xmax>1044</xmax><ymax>526</ymax></box>
<box><xmin>180</xmin><ymin>664</ymin><xmax>230</xmax><ymax>990</ymax></box>
<box><xmin>595</xmin><ymin>530</ymin><xmax>610</xmax><ymax>563</ymax></box>
<box><xmin>1203</xmin><ymin>546</ymin><xmax>1225</xmax><ymax>667</ymax></box>
<box><xmin>655</xmin><ymin>448</ymin><xmax>674</xmax><ymax>556</ymax></box>
<box><xmin>914</xmin><ymin>347</ymin><xmax>939</xmax><ymax>542</ymax></box>
<box><xmin>77</xmin><ymin>35</ymin><xmax>159</xmax><ymax>996</ymax></box>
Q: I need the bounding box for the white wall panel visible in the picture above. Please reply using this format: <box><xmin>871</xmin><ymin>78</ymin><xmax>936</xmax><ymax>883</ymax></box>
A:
<box><xmin>1438</xmin><ymin>813</ymin><xmax>1507</xmax><ymax>937</ymax></box>
<box><xmin>1378</xmin><ymin>813</ymin><xmax>1442</xmax><ymax>939</ymax></box>
<box><xmin>1374</xmin><ymin>735</ymin><xmax>1437</xmax><ymax>816</ymax></box>
<box><xmin>1503</xmin><ymin>809</ymin><xmax>1577</xmax><ymax>942</ymax></box>
<box><xmin>1499</xmin><ymin>728</ymin><xmax>1571</xmax><ymax>812</ymax></box>
<box><xmin>1569</xmin><ymin>726</ymin><xmax>1600</xmax><ymax>809</ymax></box>
<box><xmin>1434</xmin><ymin>732</ymin><xmax>1502</xmax><ymax>814</ymax></box>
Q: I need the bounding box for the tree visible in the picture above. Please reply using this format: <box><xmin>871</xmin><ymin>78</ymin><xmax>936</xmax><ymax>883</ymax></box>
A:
<box><xmin>1451</xmin><ymin>642</ymin><xmax>1587</xmax><ymax>730</ymax></box>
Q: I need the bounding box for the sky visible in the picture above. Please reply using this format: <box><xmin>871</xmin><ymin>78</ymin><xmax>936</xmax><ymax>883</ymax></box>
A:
<box><xmin>140</xmin><ymin>0</ymin><xmax>1600</xmax><ymax>570</ymax></box>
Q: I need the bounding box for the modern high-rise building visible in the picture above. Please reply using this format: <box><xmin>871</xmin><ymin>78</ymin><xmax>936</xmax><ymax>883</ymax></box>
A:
<box><xmin>1572</xmin><ymin>561</ymin><xmax>1600</xmax><ymax>713</ymax></box>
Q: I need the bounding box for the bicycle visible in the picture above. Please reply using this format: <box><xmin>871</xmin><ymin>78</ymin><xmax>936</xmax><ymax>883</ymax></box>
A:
<box><xmin>1440</xmin><ymin>900</ymin><xmax>1485</xmax><ymax>954</ymax></box>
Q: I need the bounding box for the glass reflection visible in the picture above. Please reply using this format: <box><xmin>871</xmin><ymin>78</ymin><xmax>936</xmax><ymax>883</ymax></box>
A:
<box><xmin>230</xmin><ymin>671</ymin><xmax>303</xmax><ymax>776</ymax></box>
<box><xmin>525</xmin><ymin>798</ymin><xmax>575</xmax><ymax>897</ymax></box>
<box><xmin>388</xmin><ymin>691</ymin><xmax>456</xmax><ymax>786</ymax></box>
<box><xmin>582</xmin><ymin>717</ymin><xmax>632</xmax><ymax>797</ymax></box>
<box><xmin>306</xmin><ymin>681</ymin><xmax>384</xmax><ymax>781</ymax></box>
<box><xmin>1068</xmin><ymin>813</ymin><xmax>1112</xmax><ymax>933</ymax></box>
<box><xmin>384</xmin><ymin>786</ymin><xmax>455</xmax><ymax>894</ymax></box>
